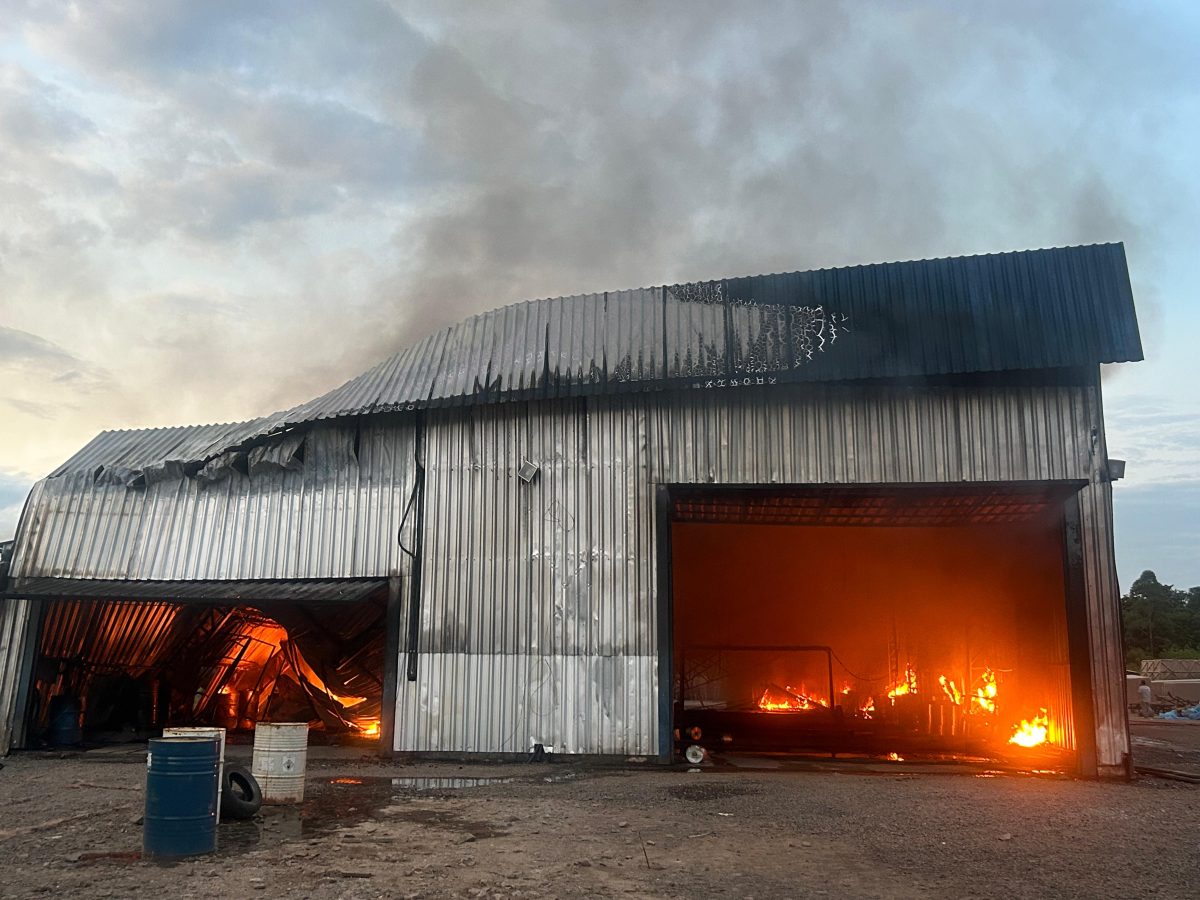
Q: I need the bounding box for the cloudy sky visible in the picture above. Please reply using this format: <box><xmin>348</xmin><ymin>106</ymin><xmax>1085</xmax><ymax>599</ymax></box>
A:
<box><xmin>1</xmin><ymin>1</ymin><xmax>1197</xmax><ymax>588</ymax></box>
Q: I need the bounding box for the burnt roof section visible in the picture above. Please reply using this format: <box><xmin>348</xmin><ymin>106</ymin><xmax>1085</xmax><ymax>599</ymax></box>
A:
<box><xmin>48</xmin><ymin>243</ymin><xmax>1141</xmax><ymax>476</ymax></box>
<box><xmin>281</xmin><ymin>242</ymin><xmax>1140</xmax><ymax>421</ymax></box>
<box><xmin>49</xmin><ymin>420</ymin><xmax>273</xmax><ymax>478</ymax></box>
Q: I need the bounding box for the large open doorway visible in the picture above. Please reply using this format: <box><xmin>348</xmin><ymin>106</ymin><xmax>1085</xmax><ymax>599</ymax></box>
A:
<box><xmin>668</xmin><ymin>483</ymin><xmax>1090</xmax><ymax>772</ymax></box>
<box><xmin>24</xmin><ymin>587</ymin><xmax>386</xmax><ymax>748</ymax></box>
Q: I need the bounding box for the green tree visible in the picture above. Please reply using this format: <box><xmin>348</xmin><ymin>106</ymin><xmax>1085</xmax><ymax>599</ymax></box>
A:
<box><xmin>1121</xmin><ymin>570</ymin><xmax>1200</xmax><ymax>666</ymax></box>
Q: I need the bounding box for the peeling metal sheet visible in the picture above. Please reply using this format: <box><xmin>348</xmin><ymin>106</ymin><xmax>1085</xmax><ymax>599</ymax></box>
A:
<box><xmin>50</xmin><ymin>420</ymin><xmax>273</xmax><ymax>478</ymax></box>
<box><xmin>106</xmin><ymin>244</ymin><xmax>1138</xmax><ymax>470</ymax></box>
<box><xmin>10</xmin><ymin>419</ymin><xmax>419</xmax><ymax>582</ymax></box>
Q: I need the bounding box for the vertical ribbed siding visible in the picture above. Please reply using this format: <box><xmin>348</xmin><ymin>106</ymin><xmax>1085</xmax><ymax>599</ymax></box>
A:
<box><xmin>0</xmin><ymin>598</ymin><xmax>35</xmax><ymax>754</ymax></box>
<box><xmin>642</xmin><ymin>384</ymin><xmax>1091</xmax><ymax>485</ymax></box>
<box><xmin>397</xmin><ymin>400</ymin><xmax>656</xmax><ymax>754</ymax></box>
<box><xmin>1078</xmin><ymin>474</ymin><xmax>1129</xmax><ymax>773</ymax></box>
<box><xmin>8</xmin><ymin>380</ymin><xmax>1121</xmax><ymax>764</ymax></box>
<box><xmin>11</xmin><ymin>420</ymin><xmax>418</xmax><ymax>582</ymax></box>
<box><xmin>393</xmin><ymin>382</ymin><xmax>1112</xmax><ymax>759</ymax></box>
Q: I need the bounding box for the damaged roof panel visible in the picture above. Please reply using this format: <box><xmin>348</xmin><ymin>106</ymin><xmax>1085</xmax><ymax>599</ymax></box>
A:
<box><xmin>42</xmin><ymin>244</ymin><xmax>1142</xmax><ymax>480</ymax></box>
<box><xmin>50</xmin><ymin>419</ymin><xmax>272</xmax><ymax>479</ymax></box>
<box><xmin>258</xmin><ymin>243</ymin><xmax>1142</xmax><ymax>428</ymax></box>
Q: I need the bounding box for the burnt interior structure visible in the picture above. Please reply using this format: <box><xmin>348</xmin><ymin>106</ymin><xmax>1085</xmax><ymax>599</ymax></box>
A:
<box><xmin>0</xmin><ymin>244</ymin><xmax>1141</xmax><ymax>773</ymax></box>
<box><xmin>670</xmin><ymin>483</ymin><xmax>1088</xmax><ymax>771</ymax></box>
<box><xmin>25</xmin><ymin>590</ymin><xmax>385</xmax><ymax>746</ymax></box>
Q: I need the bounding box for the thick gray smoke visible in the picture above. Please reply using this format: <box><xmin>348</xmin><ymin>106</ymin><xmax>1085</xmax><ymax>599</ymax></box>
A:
<box><xmin>335</xmin><ymin>0</ymin><xmax>1169</xmax><ymax>381</ymax></box>
<box><xmin>0</xmin><ymin>0</ymin><xmax>1189</xmax><ymax>452</ymax></box>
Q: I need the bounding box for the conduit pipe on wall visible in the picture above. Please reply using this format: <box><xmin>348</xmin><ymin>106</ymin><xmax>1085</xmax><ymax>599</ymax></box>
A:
<box><xmin>405</xmin><ymin>411</ymin><xmax>426</xmax><ymax>682</ymax></box>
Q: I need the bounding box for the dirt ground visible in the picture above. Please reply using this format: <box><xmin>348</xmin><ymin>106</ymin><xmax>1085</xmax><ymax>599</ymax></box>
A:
<box><xmin>1129</xmin><ymin>718</ymin><xmax>1200</xmax><ymax>775</ymax></box>
<box><xmin>1</xmin><ymin>739</ymin><xmax>1198</xmax><ymax>900</ymax></box>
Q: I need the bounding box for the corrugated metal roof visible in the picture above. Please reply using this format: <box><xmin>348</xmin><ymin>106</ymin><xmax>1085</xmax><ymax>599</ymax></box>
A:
<box><xmin>8</xmin><ymin>577</ymin><xmax>387</xmax><ymax>604</ymax></box>
<box><xmin>43</xmin><ymin>244</ymin><xmax>1141</xmax><ymax>478</ymax></box>
<box><xmin>38</xmin><ymin>598</ymin><xmax>183</xmax><ymax>672</ymax></box>
<box><xmin>49</xmin><ymin>419</ymin><xmax>272</xmax><ymax>478</ymax></box>
<box><xmin>272</xmin><ymin>242</ymin><xmax>1140</xmax><ymax>425</ymax></box>
<box><xmin>11</xmin><ymin>418</ymin><xmax>417</xmax><ymax>582</ymax></box>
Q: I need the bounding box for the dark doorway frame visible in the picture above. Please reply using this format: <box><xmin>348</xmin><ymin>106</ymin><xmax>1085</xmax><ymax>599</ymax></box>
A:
<box><xmin>15</xmin><ymin>587</ymin><xmax>390</xmax><ymax>750</ymax></box>
<box><xmin>656</xmin><ymin>479</ymin><xmax>1098</xmax><ymax>776</ymax></box>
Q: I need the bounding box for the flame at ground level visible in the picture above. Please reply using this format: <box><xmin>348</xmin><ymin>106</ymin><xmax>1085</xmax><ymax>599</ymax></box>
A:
<box><xmin>1008</xmin><ymin>709</ymin><xmax>1050</xmax><ymax>748</ymax></box>
<box><xmin>354</xmin><ymin>717</ymin><xmax>381</xmax><ymax>738</ymax></box>
<box><xmin>743</xmin><ymin>665</ymin><xmax>1061</xmax><ymax>755</ymax></box>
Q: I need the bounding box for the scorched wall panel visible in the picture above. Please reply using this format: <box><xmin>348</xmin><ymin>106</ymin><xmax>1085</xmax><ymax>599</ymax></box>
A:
<box><xmin>391</xmin><ymin>381</ymin><xmax>1123</xmax><ymax>768</ymax></box>
<box><xmin>10</xmin><ymin>420</ymin><xmax>419</xmax><ymax>582</ymax></box>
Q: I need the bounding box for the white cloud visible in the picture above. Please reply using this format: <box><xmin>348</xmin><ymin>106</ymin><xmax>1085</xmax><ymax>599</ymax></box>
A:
<box><xmin>0</xmin><ymin>468</ymin><xmax>35</xmax><ymax>541</ymax></box>
<box><xmin>0</xmin><ymin>0</ymin><xmax>1195</xmax><ymax>501</ymax></box>
<box><xmin>1104</xmin><ymin>396</ymin><xmax>1200</xmax><ymax>486</ymax></box>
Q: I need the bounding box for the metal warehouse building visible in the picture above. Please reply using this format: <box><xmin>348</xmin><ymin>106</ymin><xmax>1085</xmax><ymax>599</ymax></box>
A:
<box><xmin>0</xmin><ymin>244</ymin><xmax>1142</xmax><ymax>778</ymax></box>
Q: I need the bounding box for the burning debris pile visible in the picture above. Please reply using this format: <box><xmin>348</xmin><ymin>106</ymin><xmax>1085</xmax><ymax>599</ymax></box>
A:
<box><xmin>30</xmin><ymin>595</ymin><xmax>386</xmax><ymax>745</ymax></box>
<box><xmin>751</xmin><ymin>662</ymin><xmax>1055</xmax><ymax>750</ymax></box>
<box><xmin>680</xmin><ymin>643</ymin><xmax>1066</xmax><ymax>764</ymax></box>
<box><xmin>758</xmin><ymin>683</ymin><xmax>827</xmax><ymax>711</ymax></box>
<box><xmin>190</xmin><ymin>613</ymin><xmax>383</xmax><ymax>738</ymax></box>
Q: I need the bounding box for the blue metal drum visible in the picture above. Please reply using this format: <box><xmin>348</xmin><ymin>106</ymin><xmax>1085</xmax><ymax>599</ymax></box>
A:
<box><xmin>47</xmin><ymin>695</ymin><xmax>81</xmax><ymax>746</ymax></box>
<box><xmin>143</xmin><ymin>736</ymin><xmax>220</xmax><ymax>859</ymax></box>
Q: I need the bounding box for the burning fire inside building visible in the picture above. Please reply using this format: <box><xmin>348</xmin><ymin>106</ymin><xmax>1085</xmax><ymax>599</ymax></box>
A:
<box><xmin>0</xmin><ymin>244</ymin><xmax>1141</xmax><ymax>777</ymax></box>
<box><xmin>671</xmin><ymin>485</ymin><xmax>1082</xmax><ymax>769</ymax></box>
<box><xmin>24</xmin><ymin>589</ymin><xmax>385</xmax><ymax>746</ymax></box>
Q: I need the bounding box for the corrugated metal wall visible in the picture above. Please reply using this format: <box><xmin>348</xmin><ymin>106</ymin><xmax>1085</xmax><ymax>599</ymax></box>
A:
<box><xmin>11</xmin><ymin>419</ymin><xmax>418</xmax><ymax>582</ymax></box>
<box><xmin>398</xmin><ymin>397</ymin><xmax>656</xmax><ymax>754</ymax></box>
<box><xmin>7</xmin><ymin>380</ymin><xmax>1125</xmax><ymax>767</ymax></box>
<box><xmin>392</xmin><ymin>382</ymin><xmax>1123</xmax><ymax>764</ymax></box>
<box><xmin>0</xmin><ymin>598</ymin><xmax>36</xmax><ymax>754</ymax></box>
<box><xmin>1078</xmin><ymin>478</ymin><xmax>1128</xmax><ymax>774</ymax></box>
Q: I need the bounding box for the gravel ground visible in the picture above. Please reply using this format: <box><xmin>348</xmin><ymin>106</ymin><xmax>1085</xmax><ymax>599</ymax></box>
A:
<box><xmin>1130</xmin><ymin>720</ymin><xmax>1200</xmax><ymax>775</ymax></box>
<box><xmin>0</xmin><ymin>747</ymin><xmax>1197</xmax><ymax>900</ymax></box>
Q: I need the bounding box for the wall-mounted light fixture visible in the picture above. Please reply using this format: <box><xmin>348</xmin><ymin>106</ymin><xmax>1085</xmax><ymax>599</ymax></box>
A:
<box><xmin>1107</xmin><ymin>458</ymin><xmax>1126</xmax><ymax>481</ymax></box>
<box><xmin>517</xmin><ymin>459</ymin><xmax>539</xmax><ymax>484</ymax></box>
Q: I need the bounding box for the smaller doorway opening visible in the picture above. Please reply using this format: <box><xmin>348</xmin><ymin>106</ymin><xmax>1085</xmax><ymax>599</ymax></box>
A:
<box><xmin>26</xmin><ymin>593</ymin><xmax>386</xmax><ymax>748</ymax></box>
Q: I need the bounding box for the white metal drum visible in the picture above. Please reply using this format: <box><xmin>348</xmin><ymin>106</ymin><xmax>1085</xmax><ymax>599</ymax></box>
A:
<box><xmin>251</xmin><ymin>722</ymin><xmax>309</xmax><ymax>804</ymax></box>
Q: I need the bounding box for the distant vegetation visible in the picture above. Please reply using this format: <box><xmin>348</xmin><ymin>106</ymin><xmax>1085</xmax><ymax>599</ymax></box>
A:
<box><xmin>1122</xmin><ymin>571</ymin><xmax>1200</xmax><ymax>667</ymax></box>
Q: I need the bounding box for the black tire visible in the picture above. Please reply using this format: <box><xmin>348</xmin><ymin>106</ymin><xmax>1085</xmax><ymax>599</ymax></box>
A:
<box><xmin>221</xmin><ymin>764</ymin><xmax>263</xmax><ymax>820</ymax></box>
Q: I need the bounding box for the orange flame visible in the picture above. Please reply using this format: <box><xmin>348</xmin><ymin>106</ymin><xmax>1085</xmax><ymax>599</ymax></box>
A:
<box><xmin>353</xmin><ymin>717</ymin><xmax>381</xmax><ymax>738</ymax></box>
<box><xmin>938</xmin><ymin>675</ymin><xmax>963</xmax><ymax>705</ymax></box>
<box><xmin>1008</xmin><ymin>709</ymin><xmax>1050</xmax><ymax>748</ymax></box>
<box><xmin>973</xmin><ymin>669</ymin><xmax>998</xmax><ymax>714</ymax></box>
<box><xmin>886</xmin><ymin>665</ymin><xmax>918</xmax><ymax>699</ymax></box>
<box><xmin>860</xmin><ymin>697</ymin><xmax>875</xmax><ymax>717</ymax></box>
<box><xmin>758</xmin><ymin>683</ymin><xmax>827</xmax><ymax>712</ymax></box>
